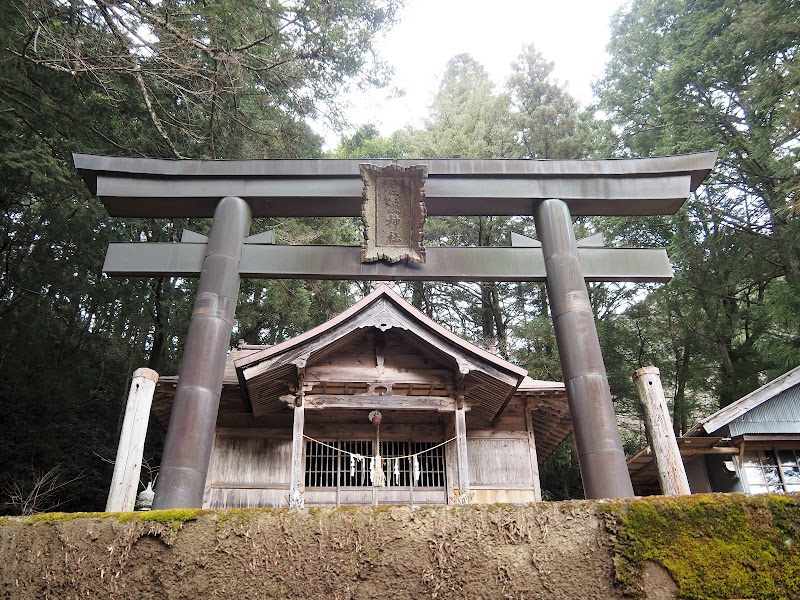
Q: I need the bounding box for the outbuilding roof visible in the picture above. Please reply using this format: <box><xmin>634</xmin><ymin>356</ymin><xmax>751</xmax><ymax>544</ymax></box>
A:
<box><xmin>685</xmin><ymin>365</ymin><xmax>800</xmax><ymax>436</ymax></box>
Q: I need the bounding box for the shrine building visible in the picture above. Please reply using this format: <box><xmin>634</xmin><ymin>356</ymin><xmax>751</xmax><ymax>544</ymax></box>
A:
<box><xmin>149</xmin><ymin>284</ymin><xmax>570</xmax><ymax>508</ymax></box>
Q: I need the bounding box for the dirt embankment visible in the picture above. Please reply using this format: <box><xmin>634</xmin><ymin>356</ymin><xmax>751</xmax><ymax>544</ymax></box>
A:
<box><xmin>0</xmin><ymin>494</ymin><xmax>797</xmax><ymax>599</ymax></box>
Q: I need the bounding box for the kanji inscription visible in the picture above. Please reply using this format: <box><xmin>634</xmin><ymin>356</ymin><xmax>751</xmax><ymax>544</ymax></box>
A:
<box><xmin>360</xmin><ymin>163</ymin><xmax>428</xmax><ymax>263</ymax></box>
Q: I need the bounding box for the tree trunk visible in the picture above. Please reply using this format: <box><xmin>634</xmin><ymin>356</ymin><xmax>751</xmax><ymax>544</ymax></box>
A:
<box><xmin>490</xmin><ymin>285</ymin><xmax>508</xmax><ymax>359</ymax></box>
<box><xmin>672</xmin><ymin>338</ymin><xmax>691</xmax><ymax>436</ymax></box>
<box><xmin>147</xmin><ymin>278</ymin><xmax>167</xmax><ymax>372</ymax></box>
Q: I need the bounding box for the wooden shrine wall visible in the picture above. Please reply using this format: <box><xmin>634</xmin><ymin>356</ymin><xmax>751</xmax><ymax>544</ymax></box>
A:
<box><xmin>204</xmin><ymin>433</ymin><xmax>292</xmax><ymax>509</ymax></box>
<box><xmin>203</xmin><ymin>397</ymin><xmax>539</xmax><ymax>509</ymax></box>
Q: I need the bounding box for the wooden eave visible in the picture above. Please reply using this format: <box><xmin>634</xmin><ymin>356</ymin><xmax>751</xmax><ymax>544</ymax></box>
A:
<box><xmin>627</xmin><ymin>431</ymin><xmax>800</xmax><ymax>493</ymax></box>
<box><xmin>152</xmin><ymin>346</ymin><xmax>262</xmax><ymax>428</ymax></box>
<box><xmin>627</xmin><ymin>436</ymin><xmax>730</xmax><ymax>489</ymax></box>
<box><xmin>236</xmin><ymin>284</ymin><xmax>527</xmax><ymax>421</ymax></box>
<box><xmin>149</xmin><ymin>293</ymin><xmax>572</xmax><ymax>464</ymax></box>
<box><xmin>152</xmin><ymin>355</ymin><xmax>570</xmax><ymax>464</ymax></box>
<box><xmin>515</xmin><ymin>376</ymin><xmax>571</xmax><ymax>463</ymax></box>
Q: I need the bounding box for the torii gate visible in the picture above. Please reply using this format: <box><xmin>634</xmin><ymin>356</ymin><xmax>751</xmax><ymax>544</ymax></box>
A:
<box><xmin>75</xmin><ymin>151</ymin><xmax>717</xmax><ymax>509</ymax></box>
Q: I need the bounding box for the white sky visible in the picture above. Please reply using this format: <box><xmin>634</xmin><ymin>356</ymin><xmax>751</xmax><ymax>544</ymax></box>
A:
<box><xmin>319</xmin><ymin>0</ymin><xmax>629</xmax><ymax>148</ymax></box>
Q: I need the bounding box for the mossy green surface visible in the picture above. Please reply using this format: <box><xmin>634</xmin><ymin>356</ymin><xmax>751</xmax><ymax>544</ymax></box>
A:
<box><xmin>0</xmin><ymin>509</ymin><xmax>205</xmax><ymax>532</ymax></box>
<box><xmin>601</xmin><ymin>494</ymin><xmax>800</xmax><ymax>599</ymax></box>
<box><xmin>115</xmin><ymin>508</ymin><xmax>205</xmax><ymax>531</ymax></box>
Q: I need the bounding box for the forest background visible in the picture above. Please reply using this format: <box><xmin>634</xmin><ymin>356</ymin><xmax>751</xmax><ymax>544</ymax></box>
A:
<box><xmin>1</xmin><ymin>0</ymin><xmax>797</xmax><ymax>512</ymax></box>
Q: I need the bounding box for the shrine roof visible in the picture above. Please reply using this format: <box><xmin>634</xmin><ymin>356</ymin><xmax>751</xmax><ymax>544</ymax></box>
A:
<box><xmin>235</xmin><ymin>284</ymin><xmax>529</xmax><ymax>422</ymax></box>
<box><xmin>235</xmin><ymin>284</ymin><xmax>527</xmax><ymax>379</ymax></box>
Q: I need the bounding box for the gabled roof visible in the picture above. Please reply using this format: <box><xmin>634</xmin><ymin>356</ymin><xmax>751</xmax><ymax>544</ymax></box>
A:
<box><xmin>235</xmin><ymin>284</ymin><xmax>528</xmax><ymax>421</ymax></box>
<box><xmin>686</xmin><ymin>365</ymin><xmax>800</xmax><ymax>436</ymax></box>
<box><xmin>237</xmin><ymin>284</ymin><xmax>526</xmax><ymax>378</ymax></box>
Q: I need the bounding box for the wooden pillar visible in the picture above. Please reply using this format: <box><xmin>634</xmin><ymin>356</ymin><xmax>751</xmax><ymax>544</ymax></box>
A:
<box><xmin>454</xmin><ymin>396</ymin><xmax>470</xmax><ymax>504</ymax></box>
<box><xmin>525</xmin><ymin>401</ymin><xmax>542</xmax><ymax>502</ymax></box>
<box><xmin>633</xmin><ymin>366</ymin><xmax>691</xmax><ymax>496</ymax></box>
<box><xmin>106</xmin><ymin>368</ymin><xmax>159</xmax><ymax>512</ymax></box>
<box><xmin>288</xmin><ymin>391</ymin><xmax>305</xmax><ymax>508</ymax></box>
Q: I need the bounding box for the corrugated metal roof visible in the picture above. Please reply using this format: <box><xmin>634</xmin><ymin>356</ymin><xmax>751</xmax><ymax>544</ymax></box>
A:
<box><xmin>686</xmin><ymin>365</ymin><xmax>800</xmax><ymax>436</ymax></box>
<box><xmin>728</xmin><ymin>385</ymin><xmax>800</xmax><ymax>436</ymax></box>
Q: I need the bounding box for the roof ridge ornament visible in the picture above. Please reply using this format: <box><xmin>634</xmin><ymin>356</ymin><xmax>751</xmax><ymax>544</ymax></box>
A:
<box><xmin>360</xmin><ymin>163</ymin><xmax>428</xmax><ymax>264</ymax></box>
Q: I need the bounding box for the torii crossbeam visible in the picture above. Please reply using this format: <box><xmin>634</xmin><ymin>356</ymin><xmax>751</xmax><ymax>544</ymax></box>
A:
<box><xmin>75</xmin><ymin>151</ymin><xmax>717</xmax><ymax>508</ymax></box>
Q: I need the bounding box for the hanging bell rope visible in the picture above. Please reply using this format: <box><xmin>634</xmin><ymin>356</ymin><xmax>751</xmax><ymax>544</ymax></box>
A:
<box><xmin>369</xmin><ymin>410</ymin><xmax>386</xmax><ymax>487</ymax></box>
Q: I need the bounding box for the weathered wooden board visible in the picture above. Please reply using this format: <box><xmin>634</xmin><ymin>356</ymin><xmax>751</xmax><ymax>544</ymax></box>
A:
<box><xmin>375</xmin><ymin>489</ymin><xmax>447</xmax><ymax>505</ymax></box>
<box><xmin>470</xmin><ymin>488</ymin><xmax>539</xmax><ymax>504</ymax></box>
<box><xmin>302</xmin><ymin>490</ymin><xmax>338</xmax><ymax>505</ymax></box>
<box><xmin>208</xmin><ymin>436</ymin><xmax>291</xmax><ymax>486</ymax></box>
<box><xmin>205</xmin><ymin>488</ymin><xmax>287</xmax><ymax>509</ymax></box>
<box><xmin>468</xmin><ymin>438</ymin><xmax>534</xmax><ymax>487</ymax></box>
<box><xmin>303</xmin><ymin>394</ymin><xmax>456</xmax><ymax>411</ymax></box>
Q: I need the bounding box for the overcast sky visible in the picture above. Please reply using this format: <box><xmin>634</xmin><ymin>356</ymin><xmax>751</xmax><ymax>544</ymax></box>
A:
<box><xmin>318</xmin><ymin>0</ymin><xmax>629</xmax><ymax>147</ymax></box>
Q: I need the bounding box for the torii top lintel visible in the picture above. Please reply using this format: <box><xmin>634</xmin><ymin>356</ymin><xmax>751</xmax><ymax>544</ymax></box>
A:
<box><xmin>73</xmin><ymin>152</ymin><xmax>717</xmax><ymax>219</ymax></box>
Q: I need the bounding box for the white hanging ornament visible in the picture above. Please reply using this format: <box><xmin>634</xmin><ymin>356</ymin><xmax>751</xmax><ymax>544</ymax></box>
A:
<box><xmin>393</xmin><ymin>457</ymin><xmax>400</xmax><ymax>485</ymax></box>
<box><xmin>373</xmin><ymin>453</ymin><xmax>386</xmax><ymax>487</ymax></box>
<box><xmin>413</xmin><ymin>455</ymin><xmax>421</xmax><ymax>485</ymax></box>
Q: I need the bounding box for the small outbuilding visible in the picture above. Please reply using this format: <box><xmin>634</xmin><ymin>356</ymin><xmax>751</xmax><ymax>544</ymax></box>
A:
<box><xmin>151</xmin><ymin>284</ymin><xmax>570</xmax><ymax>508</ymax></box>
<box><xmin>628</xmin><ymin>365</ymin><xmax>800</xmax><ymax>496</ymax></box>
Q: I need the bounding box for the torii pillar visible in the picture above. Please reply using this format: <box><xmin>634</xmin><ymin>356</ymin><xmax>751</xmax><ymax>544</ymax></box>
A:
<box><xmin>152</xmin><ymin>196</ymin><xmax>251</xmax><ymax>509</ymax></box>
<box><xmin>535</xmin><ymin>199</ymin><xmax>633</xmax><ymax>498</ymax></box>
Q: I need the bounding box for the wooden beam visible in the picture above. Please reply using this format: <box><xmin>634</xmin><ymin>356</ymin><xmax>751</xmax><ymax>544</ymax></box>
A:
<box><xmin>633</xmin><ymin>366</ymin><xmax>691</xmax><ymax>496</ymax></box>
<box><xmin>106</xmin><ymin>368</ymin><xmax>158</xmax><ymax>512</ymax></box>
<box><xmin>215</xmin><ymin>427</ymin><xmax>292</xmax><ymax>439</ymax></box>
<box><xmin>525</xmin><ymin>402</ymin><xmax>542</xmax><ymax>502</ymax></box>
<box><xmin>305</xmin><ymin>423</ymin><xmax>444</xmax><ymax>440</ymax></box>
<box><xmin>303</xmin><ymin>394</ymin><xmax>456</xmax><ymax>411</ymax></box>
<box><xmin>305</xmin><ymin>365</ymin><xmax>453</xmax><ymax>386</ymax></box>
<box><xmin>677</xmin><ymin>448</ymin><xmax>740</xmax><ymax>456</ymax></box>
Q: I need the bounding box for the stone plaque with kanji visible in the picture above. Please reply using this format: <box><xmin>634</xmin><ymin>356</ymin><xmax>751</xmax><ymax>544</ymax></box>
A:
<box><xmin>360</xmin><ymin>163</ymin><xmax>428</xmax><ymax>263</ymax></box>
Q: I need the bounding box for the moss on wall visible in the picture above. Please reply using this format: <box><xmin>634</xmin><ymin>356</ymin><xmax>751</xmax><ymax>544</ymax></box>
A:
<box><xmin>2</xmin><ymin>495</ymin><xmax>799</xmax><ymax>599</ymax></box>
<box><xmin>600</xmin><ymin>494</ymin><xmax>800</xmax><ymax>599</ymax></box>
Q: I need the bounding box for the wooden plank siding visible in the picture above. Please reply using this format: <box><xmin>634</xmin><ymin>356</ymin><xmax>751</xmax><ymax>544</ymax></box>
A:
<box><xmin>204</xmin><ymin>409</ymin><xmax>539</xmax><ymax>508</ymax></box>
<box><xmin>204</xmin><ymin>434</ymin><xmax>292</xmax><ymax>509</ymax></box>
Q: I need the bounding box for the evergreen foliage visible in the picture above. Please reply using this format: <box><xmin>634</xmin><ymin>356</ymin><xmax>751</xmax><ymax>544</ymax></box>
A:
<box><xmin>597</xmin><ymin>0</ymin><xmax>800</xmax><ymax>411</ymax></box>
<box><xmin>2</xmin><ymin>0</ymin><xmax>798</xmax><ymax>510</ymax></box>
<box><xmin>0</xmin><ymin>0</ymin><xmax>400</xmax><ymax>514</ymax></box>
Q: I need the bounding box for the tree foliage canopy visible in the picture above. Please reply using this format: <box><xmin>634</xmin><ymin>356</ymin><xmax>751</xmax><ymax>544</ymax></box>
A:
<box><xmin>596</xmin><ymin>0</ymin><xmax>800</xmax><ymax>413</ymax></box>
<box><xmin>0</xmin><ymin>0</ymin><xmax>401</xmax><ymax>514</ymax></box>
<box><xmin>3</xmin><ymin>0</ymin><xmax>799</xmax><ymax>510</ymax></box>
